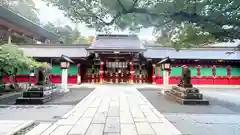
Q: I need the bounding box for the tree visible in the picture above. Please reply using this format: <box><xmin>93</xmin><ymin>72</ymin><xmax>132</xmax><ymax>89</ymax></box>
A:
<box><xmin>154</xmin><ymin>23</ymin><xmax>216</xmax><ymax>50</ymax></box>
<box><xmin>1</xmin><ymin>0</ymin><xmax>40</xmax><ymax>24</ymax></box>
<box><xmin>14</xmin><ymin>0</ymin><xmax>40</xmax><ymax>24</ymax></box>
<box><xmin>0</xmin><ymin>44</ymin><xmax>50</xmax><ymax>87</ymax></box>
<box><xmin>43</xmin><ymin>22</ymin><xmax>58</xmax><ymax>33</ymax></box>
<box><xmin>73</xmin><ymin>37</ymin><xmax>89</xmax><ymax>44</ymax></box>
<box><xmin>44</xmin><ymin>0</ymin><xmax>240</xmax><ymax>43</ymax></box>
<box><xmin>43</xmin><ymin>22</ymin><xmax>90</xmax><ymax>44</ymax></box>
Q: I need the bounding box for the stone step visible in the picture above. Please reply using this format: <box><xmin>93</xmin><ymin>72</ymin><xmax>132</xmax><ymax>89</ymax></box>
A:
<box><xmin>165</xmin><ymin>91</ymin><xmax>209</xmax><ymax>105</ymax></box>
<box><xmin>172</xmin><ymin>86</ymin><xmax>199</xmax><ymax>93</ymax></box>
<box><xmin>16</xmin><ymin>91</ymin><xmax>65</xmax><ymax>105</ymax></box>
<box><xmin>22</xmin><ymin>88</ymin><xmax>60</xmax><ymax>98</ymax></box>
<box><xmin>169</xmin><ymin>90</ymin><xmax>203</xmax><ymax>99</ymax></box>
<box><xmin>23</xmin><ymin>91</ymin><xmax>44</xmax><ymax>98</ymax></box>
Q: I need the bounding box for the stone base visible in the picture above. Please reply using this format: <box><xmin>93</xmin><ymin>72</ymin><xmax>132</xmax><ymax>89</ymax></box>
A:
<box><xmin>165</xmin><ymin>91</ymin><xmax>209</xmax><ymax>105</ymax></box>
<box><xmin>15</xmin><ymin>91</ymin><xmax>65</xmax><ymax>105</ymax></box>
<box><xmin>63</xmin><ymin>88</ymin><xmax>69</xmax><ymax>92</ymax></box>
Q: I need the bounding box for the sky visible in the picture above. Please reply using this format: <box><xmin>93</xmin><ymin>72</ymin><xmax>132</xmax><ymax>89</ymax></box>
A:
<box><xmin>35</xmin><ymin>0</ymin><xmax>154</xmax><ymax>40</ymax></box>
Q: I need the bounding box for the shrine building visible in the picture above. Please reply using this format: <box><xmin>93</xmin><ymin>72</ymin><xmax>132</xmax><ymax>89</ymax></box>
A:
<box><xmin>14</xmin><ymin>34</ymin><xmax>240</xmax><ymax>85</ymax></box>
<box><xmin>1</xmin><ymin>5</ymin><xmax>240</xmax><ymax>85</ymax></box>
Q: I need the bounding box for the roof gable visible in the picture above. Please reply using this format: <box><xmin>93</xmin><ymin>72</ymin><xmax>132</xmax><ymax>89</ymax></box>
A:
<box><xmin>88</xmin><ymin>34</ymin><xmax>145</xmax><ymax>51</ymax></box>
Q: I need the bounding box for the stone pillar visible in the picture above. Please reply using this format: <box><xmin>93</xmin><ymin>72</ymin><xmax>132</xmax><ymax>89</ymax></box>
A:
<box><xmin>61</xmin><ymin>69</ymin><xmax>69</xmax><ymax>92</ymax></box>
<box><xmin>7</xmin><ymin>29</ymin><xmax>12</xmax><ymax>44</ymax></box>
<box><xmin>129</xmin><ymin>61</ymin><xmax>134</xmax><ymax>84</ymax></box>
<box><xmin>77</xmin><ymin>64</ymin><xmax>81</xmax><ymax>84</ymax></box>
<box><xmin>163</xmin><ymin>70</ymin><xmax>169</xmax><ymax>86</ymax></box>
<box><xmin>152</xmin><ymin>64</ymin><xmax>156</xmax><ymax>84</ymax></box>
<box><xmin>100</xmin><ymin>61</ymin><xmax>104</xmax><ymax>84</ymax></box>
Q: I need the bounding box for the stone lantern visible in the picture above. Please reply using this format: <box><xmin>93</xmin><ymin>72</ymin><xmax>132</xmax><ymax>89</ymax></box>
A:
<box><xmin>157</xmin><ymin>57</ymin><xmax>172</xmax><ymax>86</ymax></box>
<box><xmin>59</xmin><ymin>55</ymin><xmax>74</xmax><ymax>92</ymax></box>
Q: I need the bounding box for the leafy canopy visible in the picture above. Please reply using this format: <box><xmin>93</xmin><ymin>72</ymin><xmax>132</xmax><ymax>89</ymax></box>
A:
<box><xmin>1</xmin><ymin>0</ymin><xmax>40</xmax><ymax>24</ymax></box>
<box><xmin>154</xmin><ymin>22</ymin><xmax>216</xmax><ymax>49</ymax></box>
<box><xmin>43</xmin><ymin>22</ymin><xmax>90</xmax><ymax>44</ymax></box>
<box><xmin>44</xmin><ymin>0</ymin><xmax>240</xmax><ymax>42</ymax></box>
<box><xmin>0</xmin><ymin>44</ymin><xmax>51</xmax><ymax>76</ymax></box>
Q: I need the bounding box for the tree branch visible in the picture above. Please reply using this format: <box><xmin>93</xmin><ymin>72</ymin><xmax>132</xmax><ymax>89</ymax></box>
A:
<box><xmin>117</xmin><ymin>0</ymin><xmax>127</xmax><ymax>12</ymax></box>
<box><xmin>131</xmin><ymin>0</ymin><xmax>138</xmax><ymax>8</ymax></box>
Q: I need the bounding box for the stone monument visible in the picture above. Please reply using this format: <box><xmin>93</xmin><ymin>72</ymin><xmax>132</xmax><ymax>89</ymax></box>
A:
<box><xmin>165</xmin><ymin>66</ymin><xmax>209</xmax><ymax>105</ymax></box>
<box><xmin>16</xmin><ymin>68</ymin><xmax>63</xmax><ymax>104</ymax></box>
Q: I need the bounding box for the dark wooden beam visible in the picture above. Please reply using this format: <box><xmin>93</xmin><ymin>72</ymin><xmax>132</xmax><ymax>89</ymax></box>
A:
<box><xmin>0</xmin><ymin>19</ymin><xmax>41</xmax><ymax>40</ymax></box>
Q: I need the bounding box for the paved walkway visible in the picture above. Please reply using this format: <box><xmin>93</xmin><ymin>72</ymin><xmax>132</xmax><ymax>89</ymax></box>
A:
<box><xmin>0</xmin><ymin>120</ymin><xmax>34</xmax><ymax>135</ymax></box>
<box><xmin>27</xmin><ymin>85</ymin><xmax>182</xmax><ymax>135</ymax></box>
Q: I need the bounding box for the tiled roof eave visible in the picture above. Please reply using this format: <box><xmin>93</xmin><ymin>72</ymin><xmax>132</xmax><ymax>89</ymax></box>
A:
<box><xmin>0</xmin><ymin>5</ymin><xmax>59</xmax><ymax>40</ymax></box>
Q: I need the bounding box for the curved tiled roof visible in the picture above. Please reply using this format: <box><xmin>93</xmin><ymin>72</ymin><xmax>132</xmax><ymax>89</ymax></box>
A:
<box><xmin>0</xmin><ymin>5</ymin><xmax>59</xmax><ymax>41</ymax></box>
<box><xmin>144</xmin><ymin>48</ymin><xmax>240</xmax><ymax>60</ymax></box>
<box><xmin>88</xmin><ymin>34</ymin><xmax>145</xmax><ymax>52</ymax></box>
<box><xmin>20</xmin><ymin>44</ymin><xmax>88</xmax><ymax>58</ymax></box>
<box><xmin>19</xmin><ymin>44</ymin><xmax>240</xmax><ymax>60</ymax></box>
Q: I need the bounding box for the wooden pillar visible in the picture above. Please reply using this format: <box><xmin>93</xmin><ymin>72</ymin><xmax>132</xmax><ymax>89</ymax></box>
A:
<box><xmin>212</xmin><ymin>65</ymin><xmax>216</xmax><ymax>78</ymax></box>
<box><xmin>152</xmin><ymin>64</ymin><xmax>156</xmax><ymax>84</ymax></box>
<box><xmin>129</xmin><ymin>61</ymin><xmax>134</xmax><ymax>84</ymax></box>
<box><xmin>157</xmin><ymin>67</ymin><xmax>161</xmax><ymax>77</ymax></box>
<box><xmin>77</xmin><ymin>64</ymin><xmax>81</xmax><ymax>84</ymax></box>
<box><xmin>139</xmin><ymin>64</ymin><xmax>142</xmax><ymax>84</ymax></box>
<box><xmin>91</xmin><ymin>64</ymin><xmax>94</xmax><ymax>83</ymax></box>
<box><xmin>100</xmin><ymin>61</ymin><xmax>104</xmax><ymax>84</ymax></box>
<box><xmin>227</xmin><ymin>65</ymin><xmax>231</xmax><ymax>77</ymax></box>
<box><xmin>197</xmin><ymin>65</ymin><xmax>201</xmax><ymax>77</ymax></box>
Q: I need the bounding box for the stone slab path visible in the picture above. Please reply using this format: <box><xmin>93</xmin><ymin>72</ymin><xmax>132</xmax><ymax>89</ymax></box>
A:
<box><xmin>1</xmin><ymin>85</ymin><xmax>182</xmax><ymax>135</ymax></box>
<box><xmin>0</xmin><ymin>120</ymin><xmax>34</xmax><ymax>135</ymax></box>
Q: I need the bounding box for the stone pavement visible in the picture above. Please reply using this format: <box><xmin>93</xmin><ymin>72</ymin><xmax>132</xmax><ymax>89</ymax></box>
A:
<box><xmin>69</xmin><ymin>83</ymin><xmax>240</xmax><ymax>89</ymax></box>
<box><xmin>201</xmin><ymin>88</ymin><xmax>240</xmax><ymax>105</ymax></box>
<box><xmin>0</xmin><ymin>120</ymin><xmax>34</xmax><ymax>135</ymax></box>
<box><xmin>26</xmin><ymin>85</ymin><xmax>182</xmax><ymax>135</ymax></box>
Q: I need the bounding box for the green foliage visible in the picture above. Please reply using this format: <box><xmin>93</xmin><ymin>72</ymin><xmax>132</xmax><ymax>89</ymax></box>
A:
<box><xmin>43</xmin><ymin>22</ymin><xmax>90</xmax><ymax>44</ymax></box>
<box><xmin>1</xmin><ymin>0</ymin><xmax>40</xmax><ymax>24</ymax></box>
<box><xmin>0</xmin><ymin>44</ymin><xmax>50</xmax><ymax>76</ymax></box>
<box><xmin>155</xmin><ymin>23</ymin><xmax>216</xmax><ymax>50</ymax></box>
<box><xmin>0</xmin><ymin>44</ymin><xmax>30</xmax><ymax>75</ymax></box>
<box><xmin>43</xmin><ymin>0</ymin><xmax>240</xmax><ymax>43</ymax></box>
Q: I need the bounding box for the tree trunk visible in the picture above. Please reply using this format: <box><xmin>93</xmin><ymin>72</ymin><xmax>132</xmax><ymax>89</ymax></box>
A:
<box><xmin>0</xmin><ymin>74</ymin><xmax>4</xmax><ymax>91</ymax></box>
<box><xmin>9</xmin><ymin>75</ymin><xmax>17</xmax><ymax>89</ymax></box>
<box><xmin>0</xmin><ymin>75</ymin><xmax>3</xmax><ymax>85</ymax></box>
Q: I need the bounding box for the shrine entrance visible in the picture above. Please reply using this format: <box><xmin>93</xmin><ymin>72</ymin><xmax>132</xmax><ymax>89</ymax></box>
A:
<box><xmin>85</xmin><ymin>34</ymin><xmax>149</xmax><ymax>84</ymax></box>
<box><xmin>104</xmin><ymin>61</ymin><xmax>130</xmax><ymax>83</ymax></box>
